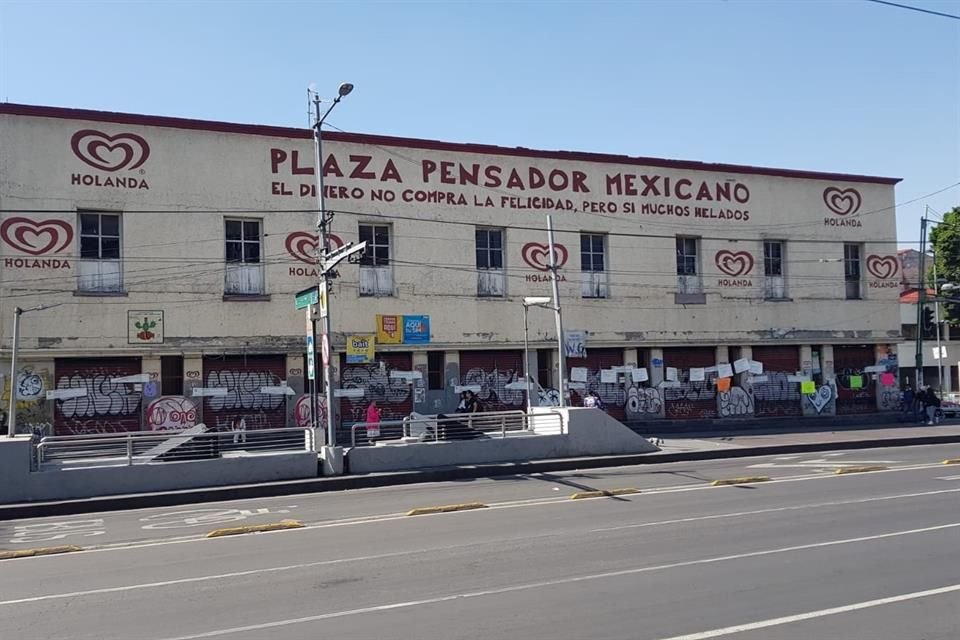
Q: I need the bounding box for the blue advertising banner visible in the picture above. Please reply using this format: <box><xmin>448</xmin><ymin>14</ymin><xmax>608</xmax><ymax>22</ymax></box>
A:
<box><xmin>402</xmin><ymin>315</ymin><xmax>430</xmax><ymax>344</ymax></box>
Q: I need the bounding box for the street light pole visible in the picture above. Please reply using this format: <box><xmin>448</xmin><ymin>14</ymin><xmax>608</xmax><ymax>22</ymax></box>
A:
<box><xmin>7</xmin><ymin>307</ymin><xmax>22</xmax><ymax>437</ymax></box>
<box><xmin>311</xmin><ymin>82</ymin><xmax>353</xmax><ymax>449</ymax></box>
<box><xmin>934</xmin><ymin>257</ymin><xmax>944</xmax><ymax>391</ymax></box>
<box><xmin>522</xmin><ymin>296</ymin><xmax>552</xmax><ymax>412</ymax></box>
<box><xmin>545</xmin><ymin>215</ymin><xmax>566</xmax><ymax>408</ymax></box>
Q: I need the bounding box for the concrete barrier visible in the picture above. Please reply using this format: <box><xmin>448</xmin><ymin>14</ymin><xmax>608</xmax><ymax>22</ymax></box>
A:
<box><xmin>347</xmin><ymin>408</ymin><xmax>659</xmax><ymax>474</ymax></box>
<box><xmin>0</xmin><ymin>438</ymin><xmax>317</xmax><ymax>504</ymax></box>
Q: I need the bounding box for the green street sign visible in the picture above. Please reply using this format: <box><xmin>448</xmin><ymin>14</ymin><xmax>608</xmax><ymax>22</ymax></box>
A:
<box><xmin>295</xmin><ymin>286</ymin><xmax>319</xmax><ymax>310</ymax></box>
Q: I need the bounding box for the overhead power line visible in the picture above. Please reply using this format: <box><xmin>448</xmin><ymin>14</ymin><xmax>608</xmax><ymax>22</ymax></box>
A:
<box><xmin>864</xmin><ymin>0</ymin><xmax>960</xmax><ymax>20</ymax></box>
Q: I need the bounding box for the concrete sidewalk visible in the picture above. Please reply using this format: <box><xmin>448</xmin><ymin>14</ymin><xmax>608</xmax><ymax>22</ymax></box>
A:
<box><xmin>3</xmin><ymin>422</ymin><xmax>960</xmax><ymax>520</ymax></box>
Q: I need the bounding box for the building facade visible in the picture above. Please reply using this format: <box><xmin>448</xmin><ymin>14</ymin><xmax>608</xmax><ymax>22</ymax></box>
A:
<box><xmin>0</xmin><ymin>104</ymin><xmax>902</xmax><ymax>437</ymax></box>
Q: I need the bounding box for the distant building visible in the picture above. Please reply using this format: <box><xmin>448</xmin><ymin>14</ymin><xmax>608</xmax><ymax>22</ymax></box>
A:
<box><xmin>0</xmin><ymin>103</ymin><xmax>903</xmax><ymax>435</ymax></box>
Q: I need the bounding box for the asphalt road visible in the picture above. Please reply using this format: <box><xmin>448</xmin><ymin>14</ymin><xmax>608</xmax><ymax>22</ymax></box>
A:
<box><xmin>3</xmin><ymin>443</ymin><xmax>960</xmax><ymax>639</ymax></box>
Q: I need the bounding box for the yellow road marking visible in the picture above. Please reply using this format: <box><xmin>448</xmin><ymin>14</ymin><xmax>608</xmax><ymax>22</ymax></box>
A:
<box><xmin>206</xmin><ymin>520</ymin><xmax>304</xmax><ymax>538</ymax></box>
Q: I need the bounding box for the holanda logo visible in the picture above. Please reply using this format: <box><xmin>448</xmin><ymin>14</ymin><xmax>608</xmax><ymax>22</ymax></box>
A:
<box><xmin>866</xmin><ymin>255</ymin><xmax>898</xmax><ymax>280</ymax></box>
<box><xmin>1</xmin><ymin>217</ymin><xmax>73</xmax><ymax>255</ymax></box>
<box><xmin>69</xmin><ymin>129</ymin><xmax>151</xmax><ymax>191</ymax></box>
<box><xmin>521</xmin><ymin>242</ymin><xmax>568</xmax><ymax>272</ymax></box>
<box><xmin>284</xmin><ymin>232</ymin><xmax>345</xmax><ymax>264</ymax></box>
<box><xmin>1</xmin><ymin>217</ymin><xmax>74</xmax><ymax>271</ymax></box>
<box><xmin>822</xmin><ymin>187</ymin><xmax>861</xmax><ymax>216</ymax></box>
<box><xmin>715</xmin><ymin>250</ymin><xmax>754</xmax><ymax>277</ymax></box>
<box><xmin>71</xmin><ymin>129</ymin><xmax>150</xmax><ymax>172</ymax></box>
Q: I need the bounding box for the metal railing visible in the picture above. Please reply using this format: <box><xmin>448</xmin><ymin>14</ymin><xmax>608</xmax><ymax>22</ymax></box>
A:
<box><xmin>350</xmin><ymin>410</ymin><xmax>564</xmax><ymax>447</ymax></box>
<box><xmin>34</xmin><ymin>425</ymin><xmax>313</xmax><ymax>469</ymax></box>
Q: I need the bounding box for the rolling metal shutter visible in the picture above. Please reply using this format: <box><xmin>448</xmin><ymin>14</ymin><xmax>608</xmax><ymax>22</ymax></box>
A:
<box><xmin>833</xmin><ymin>345</ymin><xmax>877</xmax><ymax>415</ymax></box>
<box><xmin>567</xmin><ymin>348</ymin><xmax>626</xmax><ymax>420</ymax></box>
<box><xmin>202</xmin><ymin>355</ymin><xmax>287</xmax><ymax>431</ymax></box>
<box><xmin>751</xmin><ymin>346</ymin><xmax>801</xmax><ymax>417</ymax></box>
<box><xmin>54</xmin><ymin>357</ymin><xmax>143</xmax><ymax>435</ymax></box>
<box><xmin>339</xmin><ymin>352</ymin><xmax>414</xmax><ymax>443</ymax></box>
<box><xmin>662</xmin><ymin>347</ymin><xmax>717</xmax><ymax>420</ymax></box>
<box><xmin>459</xmin><ymin>350</ymin><xmax>526</xmax><ymax>413</ymax></box>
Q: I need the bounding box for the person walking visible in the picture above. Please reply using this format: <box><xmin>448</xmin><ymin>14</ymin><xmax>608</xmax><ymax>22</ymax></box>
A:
<box><xmin>925</xmin><ymin>386</ymin><xmax>942</xmax><ymax>425</ymax></box>
<box><xmin>901</xmin><ymin>384</ymin><xmax>914</xmax><ymax>422</ymax></box>
<box><xmin>915</xmin><ymin>386</ymin><xmax>928</xmax><ymax>424</ymax></box>
<box><xmin>365</xmin><ymin>400</ymin><xmax>382</xmax><ymax>441</ymax></box>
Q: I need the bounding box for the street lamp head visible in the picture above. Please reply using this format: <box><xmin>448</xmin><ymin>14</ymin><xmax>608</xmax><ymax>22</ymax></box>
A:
<box><xmin>337</xmin><ymin>82</ymin><xmax>354</xmax><ymax>98</ymax></box>
<box><xmin>523</xmin><ymin>296</ymin><xmax>553</xmax><ymax>307</ymax></box>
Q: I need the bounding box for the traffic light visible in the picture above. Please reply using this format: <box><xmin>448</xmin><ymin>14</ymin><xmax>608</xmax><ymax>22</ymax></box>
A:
<box><xmin>922</xmin><ymin>305</ymin><xmax>936</xmax><ymax>337</ymax></box>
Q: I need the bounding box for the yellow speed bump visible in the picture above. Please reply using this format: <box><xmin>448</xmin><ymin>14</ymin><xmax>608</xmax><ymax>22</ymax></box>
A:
<box><xmin>0</xmin><ymin>545</ymin><xmax>83</xmax><ymax>560</ymax></box>
<box><xmin>943</xmin><ymin>459</ymin><xmax>960</xmax><ymax>465</ymax></box>
<box><xmin>570</xmin><ymin>488</ymin><xmax>641</xmax><ymax>499</ymax></box>
<box><xmin>406</xmin><ymin>502</ymin><xmax>488</xmax><ymax>516</ymax></box>
<box><xmin>206</xmin><ymin>519</ymin><xmax>304</xmax><ymax>538</ymax></box>
<box><xmin>711</xmin><ymin>476</ymin><xmax>771</xmax><ymax>486</ymax></box>
<box><xmin>835</xmin><ymin>465</ymin><xmax>889</xmax><ymax>475</ymax></box>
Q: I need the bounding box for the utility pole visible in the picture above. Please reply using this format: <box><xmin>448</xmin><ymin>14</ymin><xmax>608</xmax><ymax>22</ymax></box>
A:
<box><xmin>915</xmin><ymin>216</ymin><xmax>929</xmax><ymax>388</ymax></box>
<box><xmin>7</xmin><ymin>304</ymin><xmax>55</xmax><ymax>437</ymax></box>
<box><xmin>546</xmin><ymin>215</ymin><xmax>567</xmax><ymax>407</ymax></box>
<box><xmin>310</xmin><ymin>82</ymin><xmax>362</xmax><ymax>449</ymax></box>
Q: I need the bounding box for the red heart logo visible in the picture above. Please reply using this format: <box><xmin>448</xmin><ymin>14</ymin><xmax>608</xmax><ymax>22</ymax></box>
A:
<box><xmin>71</xmin><ymin>129</ymin><xmax>150</xmax><ymax>172</ymax></box>
<box><xmin>521</xmin><ymin>242</ymin><xmax>568</xmax><ymax>272</ymax></box>
<box><xmin>0</xmin><ymin>217</ymin><xmax>73</xmax><ymax>255</ymax></box>
<box><xmin>866</xmin><ymin>255</ymin><xmax>898</xmax><ymax>279</ymax></box>
<box><xmin>823</xmin><ymin>187</ymin><xmax>862</xmax><ymax>216</ymax></box>
<box><xmin>285</xmin><ymin>231</ymin><xmax>344</xmax><ymax>264</ymax></box>
<box><xmin>715</xmin><ymin>250</ymin><xmax>754</xmax><ymax>277</ymax></box>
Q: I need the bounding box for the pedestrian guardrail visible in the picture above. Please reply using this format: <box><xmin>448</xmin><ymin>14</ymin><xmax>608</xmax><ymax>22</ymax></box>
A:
<box><xmin>349</xmin><ymin>410</ymin><xmax>564</xmax><ymax>447</ymax></box>
<box><xmin>33</xmin><ymin>425</ymin><xmax>313</xmax><ymax>469</ymax></box>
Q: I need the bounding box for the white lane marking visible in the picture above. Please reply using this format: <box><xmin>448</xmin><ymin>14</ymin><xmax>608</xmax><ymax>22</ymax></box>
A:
<box><xmin>748</xmin><ymin>457</ymin><xmax>898</xmax><ymax>470</ymax></box>
<box><xmin>590</xmin><ymin>487</ymin><xmax>960</xmax><ymax>533</ymax></box>
<box><xmin>5</xmin><ymin>508</ymin><xmax>960</xmax><ymax>613</ymax></box>
<box><xmin>8</xmin><ymin>462</ymin><xmax>952</xmax><ymax>558</ymax></box>
<box><xmin>654</xmin><ymin>583</ymin><xmax>960</xmax><ymax>640</ymax></box>
<box><xmin>149</xmin><ymin>522</ymin><xmax>960</xmax><ymax>640</ymax></box>
<box><xmin>9</xmin><ymin>519</ymin><xmax>105</xmax><ymax>544</ymax></box>
<box><xmin>937</xmin><ymin>475</ymin><xmax>960</xmax><ymax>481</ymax></box>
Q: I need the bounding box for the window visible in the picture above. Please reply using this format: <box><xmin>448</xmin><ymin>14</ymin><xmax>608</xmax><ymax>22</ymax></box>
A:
<box><xmin>844</xmin><ymin>243</ymin><xmax>862</xmax><ymax>300</ymax></box>
<box><xmin>763</xmin><ymin>241</ymin><xmax>786</xmax><ymax>299</ymax></box>
<box><xmin>160</xmin><ymin>356</ymin><xmax>183</xmax><ymax>396</ymax></box>
<box><xmin>580</xmin><ymin>233</ymin><xmax>608</xmax><ymax>298</ymax></box>
<box><xmin>675</xmin><ymin>236</ymin><xmax>703</xmax><ymax>297</ymax></box>
<box><xmin>427</xmin><ymin>352</ymin><xmax>445</xmax><ymax>391</ymax></box>
<box><xmin>359</xmin><ymin>224</ymin><xmax>390</xmax><ymax>266</ymax></box>
<box><xmin>359</xmin><ymin>224</ymin><xmax>393</xmax><ymax>296</ymax></box>
<box><xmin>78</xmin><ymin>212</ymin><xmax>122</xmax><ymax>292</ymax></box>
<box><xmin>763</xmin><ymin>241</ymin><xmax>783</xmax><ymax>276</ymax></box>
<box><xmin>224</xmin><ymin>219</ymin><xmax>264</xmax><ymax>295</ymax></box>
<box><xmin>476</xmin><ymin>228</ymin><xmax>505</xmax><ymax>297</ymax></box>
<box><xmin>676</xmin><ymin>237</ymin><xmax>698</xmax><ymax>275</ymax></box>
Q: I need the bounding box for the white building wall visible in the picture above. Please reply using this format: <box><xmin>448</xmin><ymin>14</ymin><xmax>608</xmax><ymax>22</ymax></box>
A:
<box><xmin>0</xmin><ymin>104</ymin><xmax>903</xmax><ymax>429</ymax></box>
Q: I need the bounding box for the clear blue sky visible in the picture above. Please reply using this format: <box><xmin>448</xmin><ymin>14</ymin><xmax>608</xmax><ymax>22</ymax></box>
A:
<box><xmin>1</xmin><ymin>0</ymin><xmax>957</xmax><ymax>246</ymax></box>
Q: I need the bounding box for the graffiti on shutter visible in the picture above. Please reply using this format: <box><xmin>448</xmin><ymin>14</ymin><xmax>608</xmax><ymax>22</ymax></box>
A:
<box><xmin>54</xmin><ymin>358</ymin><xmax>143</xmax><ymax>434</ymax></box>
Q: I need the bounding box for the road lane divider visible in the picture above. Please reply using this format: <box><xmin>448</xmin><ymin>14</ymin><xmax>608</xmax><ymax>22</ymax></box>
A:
<box><xmin>834</xmin><ymin>465</ymin><xmax>889</xmax><ymax>475</ymax></box>
<box><xmin>943</xmin><ymin>459</ymin><xmax>960</xmax><ymax>465</ymax></box>
<box><xmin>711</xmin><ymin>476</ymin><xmax>771</xmax><ymax>486</ymax></box>
<box><xmin>206</xmin><ymin>520</ymin><xmax>304</xmax><ymax>538</ymax></box>
<box><xmin>570</xmin><ymin>488</ymin><xmax>642</xmax><ymax>500</ymax></box>
<box><xmin>0</xmin><ymin>545</ymin><xmax>83</xmax><ymax>560</ymax></box>
<box><xmin>406</xmin><ymin>502</ymin><xmax>488</xmax><ymax>516</ymax></box>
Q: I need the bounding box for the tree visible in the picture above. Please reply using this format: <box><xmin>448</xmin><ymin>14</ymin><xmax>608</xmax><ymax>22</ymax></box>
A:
<box><xmin>927</xmin><ymin>206</ymin><xmax>960</xmax><ymax>325</ymax></box>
